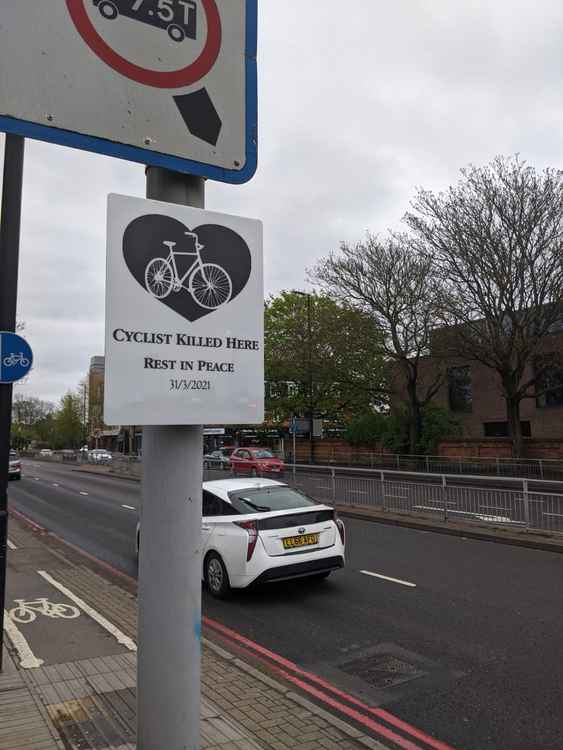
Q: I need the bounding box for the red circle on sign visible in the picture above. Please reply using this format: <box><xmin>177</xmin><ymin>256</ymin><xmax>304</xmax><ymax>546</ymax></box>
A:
<box><xmin>66</xmin><ymin>0</ymin><xmax>222</xmax><ymax>89</ymax></box>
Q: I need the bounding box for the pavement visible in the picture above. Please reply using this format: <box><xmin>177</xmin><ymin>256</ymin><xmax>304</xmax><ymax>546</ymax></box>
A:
<box><xmin>6</xmin><ymin>459</ymin><xmax>563</xmax><ymax>750</ymax></box>
<box><xmin>2</xmin><ymin>515</ymin><xmax>390</xmax><ymax>750</ymax></box>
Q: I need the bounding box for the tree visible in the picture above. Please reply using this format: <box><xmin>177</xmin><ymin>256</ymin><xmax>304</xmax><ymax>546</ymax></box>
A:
<box><xmin>312</xmin><ymin>234</ymin><xmax>444</xmax><ymax>454</ymax></box>
<box><xmin>405</xmin><ymin>156</ymin><xmax>563</xmax><ymax>457</ymax></box>
<box><xmin>11</xmin><ymin>395</ymin><xmax>56</xmax><ymax>449</ymax></box>
<box><xmin>345</xmin><ymin>406</ymin><xmax>460</xmax><ymax>455</ymax></box>
<box><xmin>12</xmin><ymin>395</ymin><xmax>54</xmax><ymax>426</ymax></box>
<box><xmin>53</xmin><ymin>393</ymin><xmax>83</xmax><ymax>449</ymax></box>
<box><xmin>265</xmin><ymin>292</ymin><xmax>387</xmax><ymax>429</ymax></box>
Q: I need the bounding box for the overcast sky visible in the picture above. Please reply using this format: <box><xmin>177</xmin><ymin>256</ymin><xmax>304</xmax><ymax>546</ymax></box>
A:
<box><xmin>5</xmin><ymin>0</ymin><xmax>563</xmax><ymax>404</ymax></box>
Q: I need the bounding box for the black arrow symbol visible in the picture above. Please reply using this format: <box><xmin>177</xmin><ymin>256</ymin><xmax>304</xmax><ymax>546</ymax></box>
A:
<box><xmin>174</xmin><ymin>89</ymin><xmax>222</xmax><ymax>146</ymax></box>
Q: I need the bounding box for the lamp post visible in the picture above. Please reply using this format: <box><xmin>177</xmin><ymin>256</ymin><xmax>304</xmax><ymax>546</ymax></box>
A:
<box><xmin>293</xmin><ymin>291</ymin><xmax>314</xmax><ymax>464</ymax></box>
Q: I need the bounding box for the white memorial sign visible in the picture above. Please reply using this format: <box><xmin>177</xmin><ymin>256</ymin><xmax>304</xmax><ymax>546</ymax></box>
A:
<box><xmin>104</xmin><ymin>193</ymin><xmax>264</xmax><ymax>425</ymax></box>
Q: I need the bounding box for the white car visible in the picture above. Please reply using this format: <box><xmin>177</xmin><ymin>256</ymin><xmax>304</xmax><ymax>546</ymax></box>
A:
<box><xmin>137</xmin><ymin>478</ymin><xmax>345</xmax><ymax>598</ymax></box>
<box><xmin>88</xmin><ymin>449</ymin><xmax>112</xmax><ymax>464</ymax></box>
<box><xmin>9</xmin><ymin>450</ymin><xmax>21</xmax><ymax>480</ymax></box>
<box><xmin>39</xmin><ymin>448</ymin><xmax>54</xmax><ymax>457</ymax></box>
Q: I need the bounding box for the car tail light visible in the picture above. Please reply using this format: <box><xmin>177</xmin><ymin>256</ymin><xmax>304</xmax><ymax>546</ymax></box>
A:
<box><xmin>335</xmin><ymin>517</ymin><xmax>345</xmax><ymax>545</ymax></box>
<box><xmin>235</xmin><ymin>520</ymin><xmax>259</xmax><ymax>561</ymax></box>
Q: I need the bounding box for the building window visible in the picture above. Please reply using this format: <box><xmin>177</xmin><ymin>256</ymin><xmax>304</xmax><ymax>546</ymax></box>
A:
<box><xmin>448</xmin><ymin>366</ymin><xmax>473</xmax><ymax>413</ymax></box>
<box><xmin>483</xmin><ymin>421</ymin><xmax>531</xmax><ymax>438</ymax></box>
<box><xmin>536</xmin><ymin>361</ymin><xmax>563</xmax><ymax>408</ymax></box>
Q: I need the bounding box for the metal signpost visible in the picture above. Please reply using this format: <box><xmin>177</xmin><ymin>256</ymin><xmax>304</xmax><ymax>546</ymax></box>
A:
<box><xmin>105</xmin><ymin>188</ymin><xmax>263</xmax><ymax>748</ymax></box>
<box><xmin>0</xmin><ymin>135</ymin><xmax>26</xmax><ymax>671</ymax></box>
<box><xmin>0</xmin><ymin>2</ymin><xmax>259</xmax><ymax>748</ymax></box>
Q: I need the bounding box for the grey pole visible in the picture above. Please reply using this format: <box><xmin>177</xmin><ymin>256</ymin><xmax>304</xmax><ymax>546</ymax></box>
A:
<box><xmin>0</xmin><ymin>134</ymin><xmax>25</xmax><ymax>672</ymax></box>
<box><xmin>137</xmin><ymin>167</ymin><xmax>204</xmax><ymax>750</ymax></box>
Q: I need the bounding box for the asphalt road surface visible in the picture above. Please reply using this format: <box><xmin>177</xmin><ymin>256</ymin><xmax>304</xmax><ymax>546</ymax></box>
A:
<box><xmin>7</xmin><ymin>460</ymin><xmax>563</xmax><ymax>750</ymax></box>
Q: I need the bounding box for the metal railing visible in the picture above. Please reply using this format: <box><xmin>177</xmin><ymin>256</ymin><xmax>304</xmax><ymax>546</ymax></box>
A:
<box><xmin>285</xmin><ymin>451</ymin><xmax>563</xmax><ymax>481</ymax></box>
<box><xmin>281</xmin><ymin>464</ymin><xmax>563</xmax><ymax>536</ymax></box>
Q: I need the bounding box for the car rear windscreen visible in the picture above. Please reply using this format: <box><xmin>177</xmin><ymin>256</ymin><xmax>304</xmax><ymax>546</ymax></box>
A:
<box><xmin>228</xmin><ymin>486</ymin><xmax>317</xmax><ymax>515</ymax></box>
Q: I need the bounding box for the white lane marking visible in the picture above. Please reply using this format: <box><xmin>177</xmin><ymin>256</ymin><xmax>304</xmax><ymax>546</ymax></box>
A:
<box><xmin>52</xmin><ymin>483</ymin><xmax>59</xmax><ymax>487</ymax></box>
<box><xmin>3</xmin><ymin>611</ymin><xmax>44</xmax><ymax>669</ymax></box>
<box><xmin>360</xmin><ymin>570</ymin><xmax>417</xmax><ymax>588</ymax></box>
<box><xmin>79</xmin><ymin>491</ymin><xmax>89</xmax><ymax>496</ymax></box>
<box><xmin>34</xmin><ymin>477</ymin><xmax>40</xmax><ymax>481</ymax></box>
<box><xmin>121</xmin><ymin>505</ymin><xmax>136</xmax><ymax>511</ymax></box>
<box><xmin>37</xmin><ymin>571</ymin><xmax>137</xmax><ymax>652</ymax></box>
<box><xmin>7</xmin><ymin>539</ymin><xmax>17</xmax><ymax>550</ymax></box>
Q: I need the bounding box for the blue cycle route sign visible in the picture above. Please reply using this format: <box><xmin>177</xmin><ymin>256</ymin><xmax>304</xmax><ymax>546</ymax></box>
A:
<box><xmin>0</xmin><ymin>332</ymin><xmax>33</xmax><ymax>384</ymax></box>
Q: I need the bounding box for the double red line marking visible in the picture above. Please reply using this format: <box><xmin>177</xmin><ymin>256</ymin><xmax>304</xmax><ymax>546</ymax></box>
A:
<box><xmin>204</xmin><ymin>616</ymin><xmax>456</xmax><ymax>750</ymax></box>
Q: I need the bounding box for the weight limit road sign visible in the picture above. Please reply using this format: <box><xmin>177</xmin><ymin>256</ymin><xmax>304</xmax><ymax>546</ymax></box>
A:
<box><xmin>0</xmin><ymin>1</ymin><xmax>257</xmax><ymax>184</ymax></box>
<box><xmin>0</xmin><ymin>333</ymin><xmax>33</xmax><ymax>384</ymax></box>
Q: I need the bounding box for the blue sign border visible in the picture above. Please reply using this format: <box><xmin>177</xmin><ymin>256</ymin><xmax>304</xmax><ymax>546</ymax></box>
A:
<box><xmin>0</xmin><ymin>0</ymin><xmax>258</xmax><ymax>185</ymax></box>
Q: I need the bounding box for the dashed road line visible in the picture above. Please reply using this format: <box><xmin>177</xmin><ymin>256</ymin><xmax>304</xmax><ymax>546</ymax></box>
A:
<box><xmin>121</xmin><ymin>505</ymin><xmax>136</xmax><ymax>511</ymax></box>
<box><xmin>7</xmin><ymin>539</ymin><xmax>17</xmax><ymax>550</ymax></box>
<box><xmin>3</xmin><ymin>611</ymin><xmax>44</xmax><ymax>669</ymax></box>
<box><xmin>79</xmin><ymin>491</ymin><xmax>89</xmax><ymax>496</ymax></box>
<box><xmin>38</xmin><ymin>570</ymin><xmax>137</xmax><ymax>652</ymax></box>
<box><xmin>52</xmin><ymin>483</ymin><xmax>59</xmax><ymax>487</ymax></box>
<box><xmin>360</xmin><ymin>570</ymin><xmax>417</xmax><ymax>588</ymax></box>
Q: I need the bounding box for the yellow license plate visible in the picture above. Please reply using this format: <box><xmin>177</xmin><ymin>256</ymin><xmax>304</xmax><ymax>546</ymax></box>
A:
<box><xmin>282</xmin><ymin>533</ymin><xmax>319</xmax><ymax>550</ymax></box>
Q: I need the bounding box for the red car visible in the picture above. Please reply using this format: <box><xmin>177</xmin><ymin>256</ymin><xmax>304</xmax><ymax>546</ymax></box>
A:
<box><xmin>230</xmin><ymin>448</ymin><xmax>285</xmax><ymax>477</ymax></box>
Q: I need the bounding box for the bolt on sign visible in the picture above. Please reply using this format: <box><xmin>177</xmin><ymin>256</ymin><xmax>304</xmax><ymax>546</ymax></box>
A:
<box><xmin>104</xmin><ymin>194</ymin><xmax>264</xmax><ymax>425</ymax></box>
<box><xmin>0</xmin><ymin>1</ymin><xmax>258</xmax><ymax>183</ymax></box>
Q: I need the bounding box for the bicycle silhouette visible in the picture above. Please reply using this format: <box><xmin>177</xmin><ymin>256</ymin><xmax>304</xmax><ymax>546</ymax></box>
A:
<box><xmin>9</xmin><ymin>598</ymin><xmax>80</xmax><ymax>624</ymax></box>
<box><xmin>3</xmin><ymin>352</ymin><xmax>30</xmax><ymax>368</ymax></box>
<box><xmin>144</xmin><ymin>231</ymin><xmax>233</xmax><ymax>310</ymax></box>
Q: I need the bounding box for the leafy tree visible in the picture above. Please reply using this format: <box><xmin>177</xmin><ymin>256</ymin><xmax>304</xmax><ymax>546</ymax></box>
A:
<box><xmin>405</xmin><ymin>156</ymin><xmax>563</xmax><ymax>457</ymax></box>
<box><xmin>312</xmin><ymin>234</ymin><xmax>444</xmax><ymax>454</ymax></box>
<box><xmin>345</xmin><ymin>406</ymin><xmax>460</xmax><ymax>455</ymax></box>
<box><xmin>265</xmin><ymin>292</ymin><xmax>387</xmax><ymax>426</ymax></box>
<box><xmin>53</xmin><ymin>393</ymin><xmax>83</xmax><ymax>449</ymax></box>
<box><xmin>12</xmin><ymin>394</ymin><xmax>54</xmax><ymax>425</ymax></box>
<box><xmin>415</xmin><ymin>405</ymin><xmax>462</xmax><ymax>455</ymax></box>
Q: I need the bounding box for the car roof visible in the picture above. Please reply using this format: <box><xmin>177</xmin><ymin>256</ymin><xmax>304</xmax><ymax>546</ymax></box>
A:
<box><xmin>203</xmin><ymin>477</ymin><xmax>285</xmax><ymax>501</ymax></box>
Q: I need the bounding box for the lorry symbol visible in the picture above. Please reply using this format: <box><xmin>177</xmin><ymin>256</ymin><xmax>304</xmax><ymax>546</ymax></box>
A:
<box><xmin>93</xmin><ymin>0</ymin><xmax>197</xmax><ymax>43</ymax></box>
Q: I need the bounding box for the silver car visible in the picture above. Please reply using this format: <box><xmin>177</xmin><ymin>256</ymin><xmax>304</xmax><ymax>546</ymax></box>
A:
<box><xmin>203</xmin><ymin>448</ymin><xmax>234</xmax><ymax>471</ymax></box>
<box><xmin>9</xmin><ymin>450</ymin><xmax>21</xmax><ymax>480</ymax></box>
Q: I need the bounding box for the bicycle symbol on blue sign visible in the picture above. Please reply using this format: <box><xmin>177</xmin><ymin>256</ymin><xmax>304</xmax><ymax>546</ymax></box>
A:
<box><xmin>0</xmin><ymin>332</ymin><xmax>33</xmax><ymax>384</ymax></box>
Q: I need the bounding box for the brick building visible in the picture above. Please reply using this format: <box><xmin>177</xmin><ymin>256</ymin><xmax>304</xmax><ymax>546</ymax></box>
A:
<box><xmin>393</xmin><ymin>329</ymin><xmax>563</xmax><ymax>444</ymax></box>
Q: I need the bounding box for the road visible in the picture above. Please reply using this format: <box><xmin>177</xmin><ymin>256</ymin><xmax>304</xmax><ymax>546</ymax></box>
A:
<box><xmin>7</xmin><ymin>460</ymin><xmax>563</xmax><ymax>750</ymax></box>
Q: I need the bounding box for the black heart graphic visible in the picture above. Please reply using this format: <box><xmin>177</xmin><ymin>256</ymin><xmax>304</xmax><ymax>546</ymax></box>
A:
<box><xmin>123</xmin><ymin>215</ymin><xmax>252</xmax><ymax>322</ymax></box>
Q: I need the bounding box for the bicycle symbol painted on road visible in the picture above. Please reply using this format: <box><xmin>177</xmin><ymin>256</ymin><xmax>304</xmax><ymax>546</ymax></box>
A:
<box><xmin>9</xmin><ymin>598</ymin><xmax>81</xmax><ymax>624</ymax></box>
<box><xmin>3</xmin><ymin>352</ymin><xmax>31</xmax><ymax>368</ymax></box>
<box><xmin>144</xmin><ymin>231</ymin><xmax>233</xmax><ymax>310</ymax></box>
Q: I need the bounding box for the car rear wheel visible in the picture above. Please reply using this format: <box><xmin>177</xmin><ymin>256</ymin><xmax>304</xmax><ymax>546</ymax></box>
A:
<box><xmin>205</xmin><ymin>553</ymin><xmax>231</xmax><ymax>599</ymax></box>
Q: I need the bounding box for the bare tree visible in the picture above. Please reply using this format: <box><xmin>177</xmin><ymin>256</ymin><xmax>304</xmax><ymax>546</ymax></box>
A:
<box><xmin>405</xmin><ymin>156</ymin><xmax>563</xmax><ymax>457</ymax></box>
<box><xmin>312</xmin><ymin>233</ymin><xmax>444</xmax><ymax>454</ymax></box>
